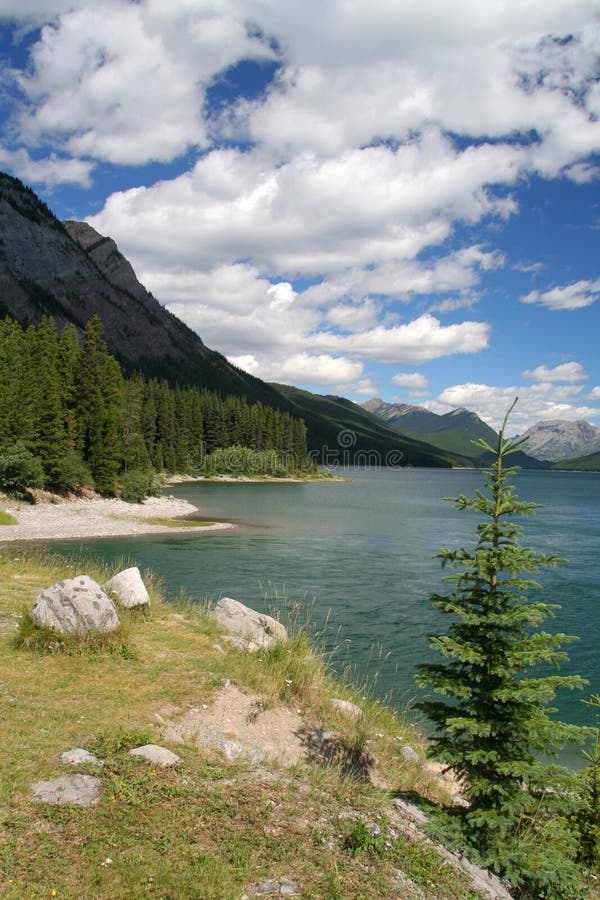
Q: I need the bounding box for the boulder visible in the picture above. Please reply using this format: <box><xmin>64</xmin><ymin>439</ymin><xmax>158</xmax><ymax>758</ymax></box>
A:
<box><xmin>104</xmin><ymin>566</ymin><xmax>150</xmax><ymax>609</ymax></box>
<box><xmin>32</xmin><ymin>774</ymin><xmax>101</xmax><ymax>806</ymax></box>
<box><xmin>129</xmin><ymin>744</ymin><xmax>181</xmax><ymax>768</ymax></box>
<box><xmin>32</xmin><ymin>575</ymin><xmax>120</xmax><ymax>635</ymax></box>
<box><xmin>214</xmin><ymin>597</ymin><xmax>287</xmax><ymax>650</ymax></box>
<box><xmin>61</xmin><ymin>748</ymin><xmax>103</xmax><ymax>766</ymax></box>
<box><xmin>331</xmin><ymin>698</ymin><xmax>363</xmax><ymax>720</ymax></box>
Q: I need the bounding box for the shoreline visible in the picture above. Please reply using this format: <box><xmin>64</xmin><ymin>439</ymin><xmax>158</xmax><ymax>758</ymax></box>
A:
<box><xmin>0</xmin><ymin>495</ymin><xmax>235</xmax><ymax>544</ymax></box>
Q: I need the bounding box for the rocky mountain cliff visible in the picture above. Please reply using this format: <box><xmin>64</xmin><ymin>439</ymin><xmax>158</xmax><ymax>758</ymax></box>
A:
<box><xmin>517</xmin><ymin>419</ymin><xmax>600</xmax><ymax>461</ymax></box>
<box><xmin>0</xmin><ymin>172</ymin><xmax>282</xmax><ymax>402</ymax></box>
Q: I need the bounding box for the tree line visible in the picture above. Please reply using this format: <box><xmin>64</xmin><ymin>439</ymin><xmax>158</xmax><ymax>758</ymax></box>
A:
<box><xmin>0</xmin><ymin>314</ymin><xmax>311</xmax><ymax>496</ymax></box>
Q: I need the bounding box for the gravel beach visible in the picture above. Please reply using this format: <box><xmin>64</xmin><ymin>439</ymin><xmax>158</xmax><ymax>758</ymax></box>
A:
<box><xmin>0</xmin><ymin>495</ymin><xmax>234</xmax><ymax>543</ymax></box>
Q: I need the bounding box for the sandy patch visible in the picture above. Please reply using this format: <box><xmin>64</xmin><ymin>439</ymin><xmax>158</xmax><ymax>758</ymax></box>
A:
<box><xmin>0</xmin><ymin>495</ymin><xmax>234</xmax><ymax>543</ymax></box>
<box><xmin>159</xmin><ymin>684</ymin><xmax>305</xmax><ymax>766</ymax></box>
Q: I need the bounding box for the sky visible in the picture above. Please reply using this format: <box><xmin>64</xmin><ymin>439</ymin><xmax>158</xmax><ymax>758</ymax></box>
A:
<box><xmin>0</xmin><ymin>1</ymin><xmax>599</xmax><ymax>433</ymax></box>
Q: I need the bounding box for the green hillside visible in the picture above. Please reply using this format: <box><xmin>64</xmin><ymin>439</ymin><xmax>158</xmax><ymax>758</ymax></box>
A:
<box><xmin>273</xmin><ymin>385</ymin><xmax>472</xmax><ymax>468</ymax></box>
<box><xmin>363</xmin><ymin>398</ymin><xmax>546</xmax><ymax>468</ymax></box>
<box><xmin>552</xmin><ymin>451</ymin><xmax>600</xmax><ymax>471</ymax></box>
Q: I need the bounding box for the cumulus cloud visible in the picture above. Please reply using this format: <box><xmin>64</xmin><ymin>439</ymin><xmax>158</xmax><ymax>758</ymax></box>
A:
<box><xmin>230</xmin><ymin>351</ymin><xmax>364</xmax><ymax>387</ymax></box>
<box><xmin>522</xmin><ymin>361</ymin><xmax>588</xmax><ymax>383</ymax></box>
<box><xmin>425</xmin><ymin>382</ymin><xmax>599</xmax><ymax>432</ymax></box>
<box><xmin>311</xmin><ymin>315</ymin><xmax>489</xmax><ymax>364</ymax></box>
<box><xmin>588</xmin><ymin>386</ymin><xmax>600</xmax><ymax>400</ymax></box>
<box><xmin>520</xmin><ymin>279</ymin><xmax>600</xmax><ymax>311</ymax></box>
<box><xmin>12</xmin><ymin>1</ymin><xmax>274</xmax><ymax>166</ymax></box>
<box><xmin>0</xmin><ymin>145</ymin><xmax>92</xmax><ymax>186</ymax></box>
<box><xmin>392</xmin><ymin>372</ymin><xmax>429</xmax><ymax>390</ymax></box>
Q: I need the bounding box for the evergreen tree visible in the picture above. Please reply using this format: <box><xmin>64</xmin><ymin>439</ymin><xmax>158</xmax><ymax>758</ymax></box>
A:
<box><xmin>75</xmin><ymin>316</ymin><xmax>123</xmax><ymax>493</ymax></box>
<box><xmin>31</xmin><ymin>317</ymin><xmax>67</xmax><ymax>484</ymax></box>
<box><xmin>416</xmin><ymin>399</ymin><xmax>588</xmax><ymax>896</ymax></box>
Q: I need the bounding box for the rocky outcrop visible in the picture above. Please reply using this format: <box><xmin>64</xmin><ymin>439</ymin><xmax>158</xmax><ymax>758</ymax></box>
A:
<box><xmin>214</xmin><ymin>597</ymin><xmax>287</xmax><ymax>651</ymax></box>
<box><xmin>104</xmin><ymin>566</ymin><xmax>150</xmax><ymax>609</ymax></box>
<box><xmin>32</xmin><ymin>575</ymin><xmax>120</xmax><ymax>635</ymax></box>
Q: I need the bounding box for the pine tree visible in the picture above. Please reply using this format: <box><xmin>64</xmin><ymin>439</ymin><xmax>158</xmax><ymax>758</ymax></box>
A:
<box><xmin>75</xmin><ymin>316</ymin><xmax>123</xmax><ymax>494</ymax></box>
<box><xmin>416</xmin><ymin>399</ymin><xmax>588</xmax><ymax>895</ymax></box>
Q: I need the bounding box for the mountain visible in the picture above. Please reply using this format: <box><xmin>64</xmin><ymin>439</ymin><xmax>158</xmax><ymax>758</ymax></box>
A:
<box><xmin>0</xmin><ymin>171</ymin><xmax>283</xmax><ymax>403</ymax></box>
<box><xmin>273</xmin><ymin>386</ymin><xmax>470</xmax><ymax>467</ymax></box>
<box><xmin>362</xmin><ymin>397</ymin><xmax>548</xmax><ymax>468</ymax></box>
<box><xmin>516</xmin><ymin>419</ymin><xmax>600</xmax><ymax>462</ymax></box>
<box><xmin>362</xmin><ymin>398</ymin><xmax>498</xmax><ymax>459</ymax></box>
<box><xmin>551</xmin><ymin>451</ymin><xmax>600</xmax><ymax>471</ymax></box>
<box><xmin>0</xmin><ymin>171</ymin><xmax>462</xmax><ymax>467</ymax></box>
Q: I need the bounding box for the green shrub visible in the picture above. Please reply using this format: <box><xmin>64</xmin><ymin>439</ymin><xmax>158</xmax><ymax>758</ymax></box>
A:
<box><xmin>120</xmin><ymin>467</ymin><xmax>163</xmax><ymax>503</ymax></box>
<box><xmin>53</xmin><ymin>450</ymin><xmax>94</xmax><ymax>491</ymax></box>
<box><xmin>0</xmin><ymin>442</ymin><xmax>44</xmax><ymax>498</ymax></box>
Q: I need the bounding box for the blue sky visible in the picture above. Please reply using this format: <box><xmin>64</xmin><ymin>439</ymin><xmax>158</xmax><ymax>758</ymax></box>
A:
<box><xmin>0</xmin><ymin>1</ymin><xmax>599</xmax><ymax>432</ymax></box>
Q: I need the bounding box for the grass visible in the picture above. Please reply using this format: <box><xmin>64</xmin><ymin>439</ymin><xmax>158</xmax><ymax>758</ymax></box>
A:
<box><xmin>0</xmin><ymin>546</ymin><xmax>502</xmax><ymax>899</ymax></box>
<box><xmin>143</xmin><ymin>516</ymin><xmax>216</xmax><ymax>527</ymax></box>
<box><xmin>0</xmin><ymin>510</ymin><xmax>17</xmax><ymax>525</ymax></box>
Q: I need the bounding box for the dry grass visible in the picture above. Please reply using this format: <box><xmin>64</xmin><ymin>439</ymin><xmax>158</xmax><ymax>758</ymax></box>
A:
<box><xmin>0</xmin><ymin>546</ymin><xmax>483</xmax><ymax>899</ymax></box>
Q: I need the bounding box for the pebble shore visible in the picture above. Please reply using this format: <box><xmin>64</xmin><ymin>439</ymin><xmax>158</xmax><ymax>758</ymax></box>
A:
<box><xmin>0</xmin><ymin>495</ymin><xmax>234</xmax><ymax>543</ymax></box>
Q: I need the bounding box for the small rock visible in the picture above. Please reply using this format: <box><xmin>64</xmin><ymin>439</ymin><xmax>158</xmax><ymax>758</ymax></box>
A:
<box><xmin>129</xmin><ymin>744</ymin><xmax>181</xmax><ymax>767</ymax></box>
<box><xmin>330</xmin><ymin>698</ymin><xmax>363</xmax><ymax>720</ymax></box>
<box><xmin>392</xmin><ymin>797</ymin><xmax>429</xmax><ymax>824</ymax></box>
<box><xmin>32</xmin><ymin>575</ymin><xmax>120</xmax><ymax>635</ymax></box>
<box><xmin>247</xmin><ymin>747</ymin><xmax>267</xmax><ymax>765</ymax></box>
<box><xmin>217</xmin><ymin>739</ymin><xmax>244</xmax><ymax>761</ymax></box>
<box><xmin>104</xmin><ymin>566</ymin><xmax>150</xmax><ymax>609</ymax></box>
<box><xmin>214</xmin><ymin>597</ymin><xmax>287</xmax><ymax>650</ymax></box>
<box><xmin>162</xmin><ymin>726</ymin><xmax>186</xmax><ymax>746</ymax></box>
<box><xmin>61</xmin><ymin>748</ymin><xmax>103</xmax><ymax>766</ymax></box>
<box><xmin>213</xmin><ymin>643</ymin><xmax>225</xmax><ymax>654</ymax></box>
<box><xmin>400</xmin><ymin>744</ymin><xmax>419</xmax><ymax>762</ymax></box>
<box><xmin>32</xmin><ymin>774</ymin><xmax>101</xmax><ymax>806</ymax></box>
<box><xmin>247</xmin><ymin>878</ymin><xmax>300</xmax><ymax>896</ymax></box>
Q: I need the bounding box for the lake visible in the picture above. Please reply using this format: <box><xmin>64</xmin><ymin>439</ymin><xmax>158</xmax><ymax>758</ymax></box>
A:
<box><xmin>46</xmin><ymin>467</ymin><xmax>600</xmax><ymax>736</ymax></box>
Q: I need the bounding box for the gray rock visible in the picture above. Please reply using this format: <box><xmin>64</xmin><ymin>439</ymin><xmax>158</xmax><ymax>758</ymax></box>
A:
<box><xmin>247</xmin><ymin>879</ymin><xmax>300</xmax><ymax>896</ymax></box>
<box><xmin>32</xmin><ymin>576</ymin><xmax>120</xmax><ymax>635</ymax></box>
<box><xmin>400</xmin><ymin>744</ymin><xmax>419</xmax><ymax>762</ymax></box>
<box><xmin>104</xmin><ymin>566</ymin><xmax>150</xmax><ymax>609</ymax></box>
<box><xmin>32</xmin><ymin>774</ymin><xmax>101</xmax><ymax>806</ymax></box>
<box><xmin>129</xmin><ymin>744</ymin><xmax>181</xmax><ymax>767</ymax></box>
<box><xmin>331</xmin><ymin>698</ymin><xmax>363</xmax><ymax>720</ymax></box>
<box><xmin>214</xmin><ymin>597</ymin><xmax>287</xmax><ymax>650</ymax></box>
<box><xmin>216</xmin><ymin>739</ymin><xmax>245</xmax><ymax>761</ymax></box>
<box><xmin>61</xmin><ymin>748</ymin><xmax>103</xmax><ymax>766</ymax></box>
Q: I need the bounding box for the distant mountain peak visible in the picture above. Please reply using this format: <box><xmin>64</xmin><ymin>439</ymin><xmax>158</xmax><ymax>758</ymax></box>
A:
<box><xmin>518</xmin><ymin>418</ymin><xmax>600</xmax><ymax>461</ymax></box>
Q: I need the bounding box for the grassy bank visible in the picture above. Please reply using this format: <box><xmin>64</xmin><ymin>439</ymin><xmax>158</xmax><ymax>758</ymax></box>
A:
<box><xmin>0</xmin><ymin>547</ymin><xmax>498</xmax><ymax>899</ymax></box>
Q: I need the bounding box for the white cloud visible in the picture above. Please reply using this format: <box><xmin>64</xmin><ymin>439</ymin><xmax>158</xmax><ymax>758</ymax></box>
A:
<box><xmin>311</xmin><ymin>314</ymin><xmax>489</xmax><ymax>364</ymax></box>
<box><xmin>523</xmin><ymin>362</ymin><xmax>588</xmax><ymax>383</ymax></box>
<box><xmin>12</xmin><ymin>1</ymin><xmax>273</xmax><ymax>166</ymax></box>
<box><xmin>0</xmin><ymin>145</ymin><xmax>92</xmax><ymax>186</ymax></box>
<box><xmin>392</xmin><ymin>372</ymin><xmax>429</xmax><ymax>390</ymax></box>
<box><xmin>589</xmin><ymin>387</ymin><xmax>600</xmax><ymax>401</ymax></box>
<box><xmin>520</xmin><ymin>279</ymin><xmax>600</xmax><ymax>311</ymax></box>
<box><xmin>229</xmin><ymin>351</ymin><xmax>364</xmax><ymax>387</ymax></box>
<box><xmin>88</xmin><ymin>138</ymin><xmax>521</xmax><ymax>280</ymax></box>
<box><xmin>425</xmin><ymin>382</ymin><xmax>600</xmax><ymax>432</ymax></box>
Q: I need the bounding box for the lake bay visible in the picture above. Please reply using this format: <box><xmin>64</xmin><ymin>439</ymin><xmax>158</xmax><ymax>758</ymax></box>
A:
<box><xmin>48</xmin><ymin>468</ymin><xmax>600</xmax><ymax>733</ymax></box>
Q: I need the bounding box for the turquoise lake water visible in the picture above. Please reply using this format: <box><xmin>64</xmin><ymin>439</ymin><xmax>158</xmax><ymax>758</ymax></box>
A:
<box><xmin>46</xmin><ymin>468</ymin><xmax>600</xmax><ymax>733</ymax></box>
